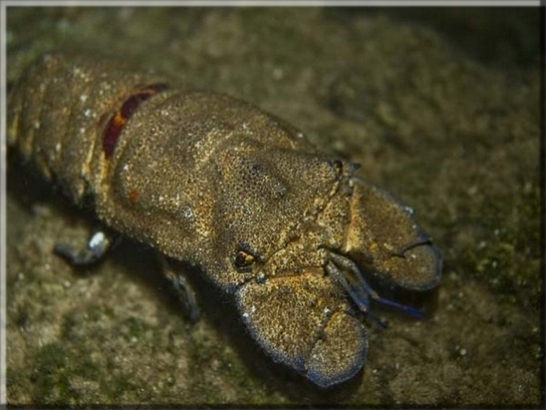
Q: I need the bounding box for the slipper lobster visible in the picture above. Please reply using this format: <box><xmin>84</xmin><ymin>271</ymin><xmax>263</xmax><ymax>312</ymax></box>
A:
<box><xmin>8</xmin><ymin>52</ymin><xmax>442</xmax><ymax>388</ymax></box>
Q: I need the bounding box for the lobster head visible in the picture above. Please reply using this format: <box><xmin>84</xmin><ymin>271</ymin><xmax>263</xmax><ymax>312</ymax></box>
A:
<box><xmin>209</xmin><ymin>137</ymin><xmax>442</xmax><ymax>388</ymax></box>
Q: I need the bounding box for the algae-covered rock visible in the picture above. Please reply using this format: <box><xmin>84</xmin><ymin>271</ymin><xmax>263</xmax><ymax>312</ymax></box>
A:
<box><xmin>6</xmin><ymin>7</ymin><xmax>541</xmax><ymax>406</ymax></box>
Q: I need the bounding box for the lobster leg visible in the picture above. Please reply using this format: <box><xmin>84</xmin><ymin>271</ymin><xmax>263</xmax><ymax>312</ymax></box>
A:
<box><xmin>159</xmin><ymin>255</ymin><xmax>200</xmax><ymax>323</ymax></box>
<box><xmin>326</xmin><ymin>251</ymin><xmax>424</xmax><ymax>328</ymax></box>
<box><xmin>54</xmin><ymin>230</ymin><xmax>115</xmax><ymax>266</ymax></box>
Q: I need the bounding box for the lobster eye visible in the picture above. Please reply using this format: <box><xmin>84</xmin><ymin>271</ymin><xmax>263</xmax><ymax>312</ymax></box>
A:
<box><xmin>329</xmin><ymin>159</ymin><xmax>343</xmax><ymax>180</ymax></box>
<box><xmin>233</xmin><ymin>244</ymin><xmax>256</xmax><ymax>271</ymax></box>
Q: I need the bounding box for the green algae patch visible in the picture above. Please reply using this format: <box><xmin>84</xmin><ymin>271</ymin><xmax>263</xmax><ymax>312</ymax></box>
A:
<box><xmin>32</xmin><ymin>343</ymin><xmax>102</xmax><ymax>404</ymax></box>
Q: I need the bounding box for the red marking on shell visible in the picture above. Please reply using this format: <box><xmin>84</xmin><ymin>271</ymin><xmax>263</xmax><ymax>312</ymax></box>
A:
<box><xmin>129</xmin><ymin>189</ymin><xmax>139</xmax><ymax>205</ymax></box>
<box><xmin>102</xmin><ymin>83</ymin><xmax>168</xmax><ymax>158</ymax></box>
